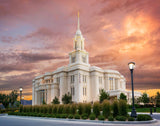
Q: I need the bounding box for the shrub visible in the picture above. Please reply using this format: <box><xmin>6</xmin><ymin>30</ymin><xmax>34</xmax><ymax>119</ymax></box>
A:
<box><xmin>52</xmin><ymin>105</ymin><xmax>58</xmax><ymax>114</ymax></box>
<box><xmin>108</xmin><ymin>116</ymin><xmax>114</xmax><ymax>121</ymax></box>
<box><xmin>68</xmin><ymin>114</ymin><xmax>74</xmax><ymax>119</ymax></box>
<box><xmin>98</xmin><ymin>115</ymin><xmax>105</xmax><ymax>120</ymax></box>
<box><xmin>52</xmin><ymin>96</ymin><xmax>60</xmax><ymax>104</ymax></box>
<box><xmin>99</xmin><ymin>89</ymin><xmax>110</xmax><ymax>103</ymax></box>
<box><xmin>57</xmin><ymin>105</ymin><xmax>64</xmax><ymax>114</ymax></box>
<box><xmin>70</xmin><ymin>104</ymin><xmax>76</xmax><ymax>114</ymax></box>
<box><xmin>84</xmin><ymin>103</ymin><xmax>91</xmax><ymax>116</ymax></box>
<box><xmin>63</xmin><ymin>104</ymin><xmax>70</xmax><ymax>114</ymax></box>
<box><xmin>78</xmin><ymin>103</ymin><xmax>84</xmax><ymax>115</ymax></box>
<box><xmin>89</xmin><ymin>113</ymin><xmax>96</xmax><ymax>120</ymax></box>
<box><xmin>102</xmin><ymin>100</ymin><xmax>110</xmax><ymax>118</ymax></box>
<box><xmin>81</xmin><ymin>113</ymin><xmax>88</xmax><ymax>120</ymax></box>
<box><xmin>41</xmin><ymin>114</ymin><xmax>46</xmax><ymax>117</ymax></box>
<box><xmin>137</xmin><ymin>114</ymin><xmax>152</xmax><ymax>121</ymax></box>
<box><xmin>119</xmin><ymin>93</ymin><xmax>127</xmax><ymax>101</ymax></box>
<box><xmin>35</xmin><ymin>106</ymin><xmax>40</xmax><ymax>113</ymax></box>
<box><xmin>44</xmin><ymin>105</ymin><xmax>48</xmax><ymax>113</ymax></box>
<box><xmin>32</xmin><ymin>106</ymin><xmax>35</xmax><ymax>113</ymax></box>
<box><xmin>93</xmin><ymin>102</ymin><xmax>100</xmax><ymax>117</ymax></box>
<box><xmin>61</xmin><ymin>114</ymin><xmax>68</xmax><ymax>118</ymax></box>
<box><xmin>23</xmin><ymin>106</ymin><xmax>27</xmax><ymax>113</ymax></box>
<box><xmin>48</xmin><ymin>105</ymin><xmax>52</xmax><ymax>114</ymax></box>
<box><xmin>116</xmin><ymin>116</ymin><xmax>127</xmax><ymax>121</ymax></box>
<box><xmin>19</xmin><ymin>105</ymin><xmax>23</xmax><ymax>112</ymax></box>
<box><xmin>56</xmin><ymin>114</ymin><xmax>61</xmax><ymax>118</ymax></box>
<box><xmin>119</xmin><ymin>100</ymin><xmax>127</xmax><ymax>116</ymax></box>
<box><xmin>40</xmin><ymin>106</ymin><xmax>44</xmax><ymax>113</ymax></box>
<box><xmin>62</xmin><ymin>93</ymin><xmax>72</xmax><ymax>104</ymax></box>
<box><xmin>128</xmin><ymin>117</ymin><xmax>135</xmax><ymax>121</ymax></box>
<box><xmin>74</xmin><ymin>114</ymin><xmax>80</xmax><ymax>119</ymax></box>
<box><xmin>29</xmin><ymin>105</ymin><xmax>32</xmax><ymax>112</ymax></box>
<box><xmin>52</xmin><ymin>114</ymin><xmax>56</xmax><ymax>118</ymax></box>
<box><xmin>112</xmin><ymin>100</ymin><xmax>119</xmax><ymax>117</ymax></box>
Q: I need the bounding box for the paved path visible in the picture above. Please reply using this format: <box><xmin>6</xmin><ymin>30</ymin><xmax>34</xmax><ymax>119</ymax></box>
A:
<box><xmin>0</xmin><ymin>115</ymin><xmax>160</xmax><ymax>126</ymax></box>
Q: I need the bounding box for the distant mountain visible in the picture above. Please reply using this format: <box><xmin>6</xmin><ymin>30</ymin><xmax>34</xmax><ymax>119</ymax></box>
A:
<box><xmin>21</xmin><ymin>100</ymin><xmax>32</xmax><ymax>105</ymax></box>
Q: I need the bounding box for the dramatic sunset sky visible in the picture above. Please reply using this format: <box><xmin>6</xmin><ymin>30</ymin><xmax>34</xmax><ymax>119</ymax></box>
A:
<box><xmin>0</xmin><ymin>0</ymin><xmax>160</xmax><ymax>100</ymax></box>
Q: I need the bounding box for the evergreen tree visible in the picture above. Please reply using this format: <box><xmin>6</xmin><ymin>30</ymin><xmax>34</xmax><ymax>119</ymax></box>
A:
<box><xmin>155</xmin><ymin>91</ymin><xmax>160</xmax><ymax>104</ymax></box>
<box><xmin>52</xmin><ymin>96</ymin><xmax>60</xmax><ymax>104</ymax></box>
<box><xmin>0</xmin><ymin>90</ymin><xmax>18</xmax><ymax>108</ymax></box>
<box><xmin>141</xmin><ymin>92</ymin><xmax>149</xmax><ymax>104</ymax></box>
<box><xmin>99</xmin><ymin>89</ymin><xmax>110</xmax><ymax>103</ymax></box>
<box><xmin>62</xmin><ymin>92</ymin><xmax>72</xmax><ymax>104</ymax></box>
<box><xmin>119</xmin><ymin>93</ymin><xmax>127</xmax><ymax>101</ymax></box>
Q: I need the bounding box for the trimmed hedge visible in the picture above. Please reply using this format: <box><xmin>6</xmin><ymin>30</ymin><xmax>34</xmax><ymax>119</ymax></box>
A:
<box><xmin>61</xmin><ymin>114</ymin><xmax>68</xmax><ymax>118</ymax></box>
<box><xmin>89</xmin><ymin>113</ymin><xmax>96</xmax><ymax>120</ymax></box>
<box><xmin>78</xmin><ymin>103</ymin><xmax>84</xmax><ymax>115</ymax></box>
<box><xmin>119</xmin><ymin>100</ymin><xmax>127</xmax><ymax>116</ymax></box>
<box><xmin>93</xmin><ymin>102</ymin><xmax>100</xmax><ymax>117</ymax></box>
<box><xmin>74</xmin><ymin>114</ymin><xmax>80</xmax><ymax>119</ymax></box>
<box><xmin>128</xmin><ymin>117</ymin><xmax>135</xmax><ymax>121</ymax></box>
<box><xmin>137</xmin><ymin>114</ymin><xmax>152</xmax><ymax>121</ymax></box>
<box><xmin>116</xmin><ymin>116</ymin><xmax>127</xmax><ymax>121</ymax></box>
<box><xmin>112</xmin><ymin>100</ymin><xmax>119</xmax><ymax>117</ymax></box>
<box><xmin>68</xmin><ymin>114</ymin><xmax>73</xmax><ymax>119</ymax></box>
<box><xmin>102</xmin><ymin>100</ymin><xmax>110</xmax><ymax>118</ymax></box>
<box><xmin>81</xmin><ymin>113</ymin><xmax>88</xmax><ymax>120</ymax></box>
<box><xmin>108</xmin><ymin>116</ymin><xmax>114</xmax><ymax>121</ymax></box>
<box><xmin>98</xmin><ymin>115</ymin><xmax>105</xmax><ymax>120</ymax></box>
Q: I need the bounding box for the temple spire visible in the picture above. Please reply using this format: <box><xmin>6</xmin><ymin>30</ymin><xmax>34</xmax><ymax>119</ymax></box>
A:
<box><xmin>77</xmin><ymin>11</ymin><xmax>80</xmax><ymax>30</ymax></box>
<box><xmin>76</xmin><ymin>11</ymin><xmax>81</xmax><ymax>35</ymax></box>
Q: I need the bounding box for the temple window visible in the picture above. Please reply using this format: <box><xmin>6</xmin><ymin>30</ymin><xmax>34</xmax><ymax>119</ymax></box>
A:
<box><xmin>71</xmin><ymin>75</ymin><xmax>75</xmax><ymax>83</ymax></box>
<box><xmin>57</xmin><ymin>77</ymin><xmax>60</xmax><ymax>83</ymax></box>
<box><xmin>72</xmin><ymin>56</ymin><xmax>75</xmax><ymax>63</ymax></box>
<box><xmin>82</xmin><ymin>56</ymin><xmax>86</xmax><ymax>63</ymax></box>
<box><xmin>109</xmin><ymin>77</ymin><xmax>113</xmax><ymax>90</ymax></box>
<box><xmin>71</xmin><ymin>87</ymin><xmax>75</xmax><ymax>96</ymax></box>
<box><xmin>99</xmin><ymin>77</ymin><xmax>102</xmax><ymax>84</ymax></box>
<box><xmin>83</xmin><ymin>87</ymin><xmax>87</xmax><ymax>96</ymax></box>
<box><xmin>83</xmin><ymin>75</ymin><xmax>87</xmax><ymax>83</ymax></box>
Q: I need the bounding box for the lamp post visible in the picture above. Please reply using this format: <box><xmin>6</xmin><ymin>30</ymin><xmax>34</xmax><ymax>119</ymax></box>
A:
<box><xmin>128</xmin><ymin>62</ymin><xmax>137</xmax><ymax>118</ymax></box>
<box><xmin>19</xmin><ymin>87</ymin><xmax>23</xmax><ymax>104</ymax></box>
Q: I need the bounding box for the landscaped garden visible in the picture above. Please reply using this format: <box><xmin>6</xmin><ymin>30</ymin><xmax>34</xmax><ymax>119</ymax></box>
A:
<box><xmin>8</xmin><ymin>100</ymin><xmax>153</xmax><ymax>121</ymax></box>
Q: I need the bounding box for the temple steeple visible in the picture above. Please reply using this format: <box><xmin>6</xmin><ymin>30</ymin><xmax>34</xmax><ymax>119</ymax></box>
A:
<box><xmin>69</xmin><ymin>12</ymin><xmax>89</xmax><ymax>65</ymax></box>
<box><xmin>78</xmin><ymin>11</ymin><xmax>80</xmax><ymax>30</ymax></box>
<box><xmin>74</xmin><ymin>12</ymin><xmax>84</xmax><ymax>50</ymax></box>
<box><xmin>76</xmin><ymin>11</ymin><xmax>82</xmax><ymax>35</ymax></box>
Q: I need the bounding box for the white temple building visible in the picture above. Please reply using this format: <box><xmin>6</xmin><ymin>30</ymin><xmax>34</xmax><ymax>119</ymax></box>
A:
<box><xmin>32</xmin><ymin>13</ymin><xmax>141</xmax><ymax>105</ymax></box>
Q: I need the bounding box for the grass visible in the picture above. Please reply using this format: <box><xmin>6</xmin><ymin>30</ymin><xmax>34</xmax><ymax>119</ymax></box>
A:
<box><xmin>128</xmin><ymin>107</ymin><xmax>160</xmax><ymax>113</ymax></box>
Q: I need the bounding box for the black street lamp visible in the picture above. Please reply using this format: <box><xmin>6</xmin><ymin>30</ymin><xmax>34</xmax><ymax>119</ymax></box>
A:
<box><xmin>128</xmin><ymin>62</ymin><xmax>137</xmax><ymax>118</ymax></box>
<box><xmin>19</xmin><ymin>87</ymin><xmax>23</xmax><ymax>104</ymax></box>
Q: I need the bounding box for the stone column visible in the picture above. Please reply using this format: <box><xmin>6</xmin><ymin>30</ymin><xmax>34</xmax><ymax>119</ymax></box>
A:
<box><xmin>35</xmin><ymin>90</ymin><xmax>37</xmax><ymax>105</ymax></box>
<box><xmin>86</xmin><ymin>54</ymin><xmax>89</xmax><ymax>64</ymax></box>
<box><xmin>117</xmin><ymin>79</ymin><xmax>120</xmax><ymax>90</ymax></box>
<box><xmin>47</xmin><ymin>85</ymin><xmax>51</xmax><ymax>104</ymax></box>
<box><xmin>113</xmin><ymin>78</ymin><xmax>115</xmax><ymax>90</ymax></box>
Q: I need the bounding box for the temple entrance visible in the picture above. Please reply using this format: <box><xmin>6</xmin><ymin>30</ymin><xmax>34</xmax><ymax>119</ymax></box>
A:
<box><xmin>39</xmin><ymin>89</ymin><xmax>46</xmax><ymax>104</ymax></box>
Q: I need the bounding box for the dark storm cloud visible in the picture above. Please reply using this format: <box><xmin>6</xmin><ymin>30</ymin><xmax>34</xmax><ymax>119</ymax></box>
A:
<box><xmin>0</xmin><ymin>51</ymin><xmax>67</xmax><ymax>73</ymax></box>
<box><xmin>19</xmin><ymin>52</ymin><xmax>67</xmax><ymax>63</ymax></box>
<box><xmin>0</xmin><ymin>64</ymin><xmax>34</xmax><ymax>72</ymax></box>
<box><xmin>0</xmin><ymin>72</ymin><xmax>35</xmax><ymax>89</ymax></box>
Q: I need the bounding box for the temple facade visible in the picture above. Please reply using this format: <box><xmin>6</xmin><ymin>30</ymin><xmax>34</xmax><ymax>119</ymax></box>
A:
<box><xmin>32</xmin><ymin>13</ymin><xmax>141</xmax><ymax>105</ymax></box>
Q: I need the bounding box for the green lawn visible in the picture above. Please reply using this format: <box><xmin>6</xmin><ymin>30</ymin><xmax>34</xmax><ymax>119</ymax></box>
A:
<box><xmin>128</xmin><ymin>107</ymin><xmax>160</xmax><ymax>113</ymax></box>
